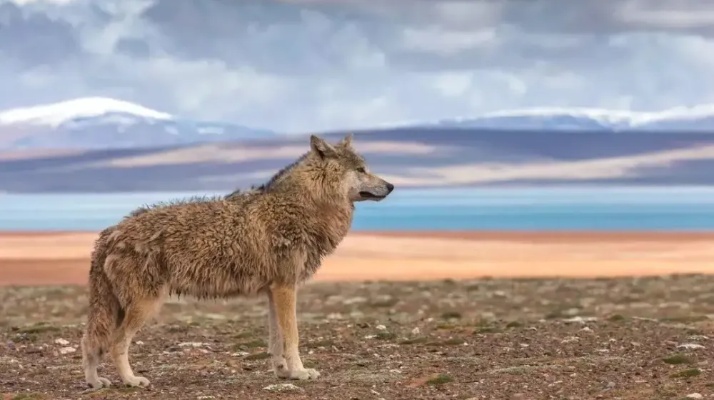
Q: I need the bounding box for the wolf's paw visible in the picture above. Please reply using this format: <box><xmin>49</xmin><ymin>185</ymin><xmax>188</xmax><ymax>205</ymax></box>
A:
<box><xmin>272</xmin><ymin>358</ymin><xmax>288</xmax><ymax>375</ymax></box>
<box><xmin>86</xmin><ymin>377</ymin><xmax>112</xmax><ymax>390</ymax></box>
<box><xmin>278</xmin><ymin>368</ymin><xmax>320</xmax><ymax>380</ymax></box>
<box><xmin>123</xmin><ymin>376</ymin><xmax>151</xmax><ymax>388</ymax></box>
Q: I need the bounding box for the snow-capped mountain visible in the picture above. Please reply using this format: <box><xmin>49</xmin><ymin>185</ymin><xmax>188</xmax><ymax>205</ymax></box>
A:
<box><xmin>423</xmin><ymin>105</ymin><xmax>714</xmax><ymax>132</ymax></box>
<box><xmin>0</xmin><ymin>97</ymin><xmax>276</xmax><ymax>150</ymax></box>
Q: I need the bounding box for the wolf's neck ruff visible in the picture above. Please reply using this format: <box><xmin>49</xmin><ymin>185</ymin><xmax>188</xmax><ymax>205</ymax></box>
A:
<box><xmin>224</xmin><ymin>151</ymin><xmax>310</xmax><ymax>200</ymax></box>
<box><xmin>261</xmin><ymin>152</ymin><xmax>310</xmax><ymax>191</ymax></box>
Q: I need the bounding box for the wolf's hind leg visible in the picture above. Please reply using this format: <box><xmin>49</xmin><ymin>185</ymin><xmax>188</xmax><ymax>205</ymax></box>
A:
<box><xmin>110</xmin><ymin>296</ymin><xmax>163</xmax><ymax>387</ymax></box>
<box><xmin>82</xmin><ymin>334</ymin><xmax>112</xmax><ymax>389</ymax></box>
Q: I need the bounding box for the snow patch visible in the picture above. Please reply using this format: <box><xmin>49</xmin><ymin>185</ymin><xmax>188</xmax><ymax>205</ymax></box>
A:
<box><xmin>198</xmin><ymin>126</ymin><xmax>226</xmax><ymax>135</ymax></box>
<box><xmin>0</xmin><ymin>97</ymin><xmax>172</xmax><ymax>127</ymax></box>
<box><xmin>428</xmin><ymin>104</ymin><xmax>714</xmax><ymax>131</ymax></box>
<box><xmin>476</xmin><ymin>104</ymin><xmax>714</xmax><ymax>128</ymax></box>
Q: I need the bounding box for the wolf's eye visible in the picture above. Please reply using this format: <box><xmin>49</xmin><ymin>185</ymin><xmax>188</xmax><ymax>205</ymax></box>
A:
<box><xmin>356</xmin><ymin>167</ymin><xmax>366</xmax><ymax>173</ymax></box>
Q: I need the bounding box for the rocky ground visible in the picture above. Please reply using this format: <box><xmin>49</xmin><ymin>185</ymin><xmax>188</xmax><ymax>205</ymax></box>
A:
<box><xmin>1</xmin><ymin>275</ymin><xmax>714</xmax><ymax>399</ymax></box>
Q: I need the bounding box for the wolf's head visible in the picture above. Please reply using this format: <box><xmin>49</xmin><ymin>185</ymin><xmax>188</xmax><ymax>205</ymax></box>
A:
<box><xmin>285</xmin><ymin>134</ymin><xmax>394</xmax><ymax>203</ymax></box>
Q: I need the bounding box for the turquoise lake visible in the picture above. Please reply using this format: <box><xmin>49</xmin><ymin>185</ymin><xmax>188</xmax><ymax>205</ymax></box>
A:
<box><xmin>1</xmin><ymin>186</ymin><xmax>713</xmax><ymax>231</ymax></box>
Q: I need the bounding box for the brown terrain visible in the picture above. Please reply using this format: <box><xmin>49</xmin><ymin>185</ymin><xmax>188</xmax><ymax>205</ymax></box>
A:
<box><xmin>1</xmin><ymin>231</ymin><xmax>714</xmax><ymax>399</ymax></box>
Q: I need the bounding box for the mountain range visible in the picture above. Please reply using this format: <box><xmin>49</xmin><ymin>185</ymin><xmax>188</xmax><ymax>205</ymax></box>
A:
<box><xmin>0</xmin><ymin>98</ymin><xmax>713</xmax><ymax>151</ymax></box>
<box><xmin>2</xmin><ymin>98</ymin><xmax>714</xmax><ymax>192</ymax></box>
<box><xmin>421</xmin><ymin>105</ymin><xmax>714</xmax><ymax>132</ymax></box>
<box><xmin>0</xmin><ymin>97</ymin><xmax>277</xmax><ymax>150</ymax></box>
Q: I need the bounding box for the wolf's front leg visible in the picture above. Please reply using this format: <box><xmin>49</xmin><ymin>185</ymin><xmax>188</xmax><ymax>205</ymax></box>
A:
<box><xmin>267</xmin><ymin>289</ymin><xmax>288</xmax><ymax>376</ymax></box>
<box><xmin>270</xmin><ymin>285</ymin><xmax>320</xmax><ymax>380</ymax></box>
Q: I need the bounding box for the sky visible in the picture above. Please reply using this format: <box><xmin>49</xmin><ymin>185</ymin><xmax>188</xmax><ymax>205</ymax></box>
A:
<box><xmin>1</xmin><ymin>0</ymin><xmax>714</xmax><ymax>133</ymax></box>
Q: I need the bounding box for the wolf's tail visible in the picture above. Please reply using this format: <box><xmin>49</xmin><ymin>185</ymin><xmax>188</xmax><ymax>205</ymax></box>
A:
<box><xmin>81</xmin><ymin>227</ymin><xmax>125</xmax><ymax>382</ymax></box>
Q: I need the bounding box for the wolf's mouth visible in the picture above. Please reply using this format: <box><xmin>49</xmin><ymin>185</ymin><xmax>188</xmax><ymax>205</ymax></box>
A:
<box><xmin>359</xmin><ymin>191</ymin><xmax>386</xmax><ymax>200</ymax></box>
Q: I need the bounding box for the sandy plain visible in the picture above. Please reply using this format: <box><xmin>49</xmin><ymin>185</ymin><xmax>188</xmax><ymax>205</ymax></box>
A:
<box><xmin>1</xmin><ymin>231</ymin><xmax>713</xmax><ymax>286</ymax></box>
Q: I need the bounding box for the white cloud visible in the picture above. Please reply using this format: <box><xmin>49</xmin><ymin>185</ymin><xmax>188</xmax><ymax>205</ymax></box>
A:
<box><xmin>432</xmin><ymin>72</ymin><xmax>473</xmax><ymax>97</ymax></box>
<box><xmin>400</xmin><ymin>27</ymin><xmax>497</xmax><ymax>56</ymax></box>
<box><xmin>1</xmin><ymin>0</ymin><xmax>714</xmax><ymax>132</ymax></box>
<box><xmin>616</xmin><ymin>1</ymin><xmax>714</xmax><ymax>30</ymax></box>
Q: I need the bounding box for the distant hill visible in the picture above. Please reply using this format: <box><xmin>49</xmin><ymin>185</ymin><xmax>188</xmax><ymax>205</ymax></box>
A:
<box><xmin>0</xmin><ymin>97</ymin><xmax>277</xmax><ymax>150</ymax></box>
<box><xmin>419</xmin><ymin>105</ymin><xmax>714</xmax><ymax>132</ymax></box>
<box><xmin>3</xmin><ymin>99</ymin><xmax>714</xmax><ymax>152</ymax></box>
<box><xmin>2</xmin><ymin>128</ymin><xmax>714</xmax><ymax>193</ymax></box>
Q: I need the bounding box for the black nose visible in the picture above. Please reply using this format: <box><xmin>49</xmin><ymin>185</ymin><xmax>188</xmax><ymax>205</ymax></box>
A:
<box><xmin>386</xmin><ymin>182</ymin><xmax>394</xmax><ymax>193</ymax></box>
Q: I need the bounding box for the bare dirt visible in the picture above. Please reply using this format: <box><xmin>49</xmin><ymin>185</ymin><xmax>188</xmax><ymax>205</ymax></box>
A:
<box><xmin>2</xmin><ymin>275</ymin><xmax>714</xmax><ymax>399</ymax></box>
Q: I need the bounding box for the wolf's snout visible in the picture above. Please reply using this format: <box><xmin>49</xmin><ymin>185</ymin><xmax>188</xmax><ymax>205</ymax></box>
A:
<box><xmin>385</xmin><ymin>182</ymin><xmax>394</xmax><ymax>194</ymax></box>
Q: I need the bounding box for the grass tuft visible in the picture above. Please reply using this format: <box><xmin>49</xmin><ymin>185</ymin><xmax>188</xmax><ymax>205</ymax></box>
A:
<box><xmin>670</xmin><ymin>368</ymin><xmax>701</xmax><ymax>379</ymax></box>
<box><xmin>441</xmin><ymin>311</ymin><xmax>462</xmax><ymax>320</ymax></box>
<box><xmin>399</xmin><ymin>337</ymin><xmax>428</xmax><ymax>345</ymax></box>
<box><xmin>426</xmin><ymin>374</ymin><xmax>453</xmax><ymax>385</ymax></box>
<box><xmin>244</xmin><ymin>352</ymin><xmax>271</xmax><ymax>361</ymax></box>
<box><xmin>662</xmin><ymin>354</ymin><xmax>693</xmax><ymax>365</ymax></box>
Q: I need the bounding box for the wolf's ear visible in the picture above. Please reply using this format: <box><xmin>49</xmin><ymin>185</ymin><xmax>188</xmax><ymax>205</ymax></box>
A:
<box><xmin>336</xmin><ymin>133</ymin><xmax>353</xmax><ymax>149</ymax></box>
<box><xmin>310</xmin><ymin>135</ymin><xmax>337</xmax><ymax>159</ymax></box>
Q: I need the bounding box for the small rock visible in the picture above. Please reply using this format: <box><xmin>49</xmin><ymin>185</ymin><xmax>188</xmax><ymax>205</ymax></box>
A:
<box><xmin>580</xmin><ymin>327</ymin><xmax>593</xmax><ymax>332</ymax></box>
<box><xmin>678</xmin><ymin>343</ymin><xmax>706</xmax><ymax>350</ymax></box>
<box><xmin>59</xmin><ymin>346</ymin><xmax>76</xmax><ymax>354</ymax></box>
<box><xmin>411</xmin><ymin>327</ymin><xmax>420</xmax><ymax>335</ymax></box>
<box><xmin>135</xmin><ymin>341</ymin><xmax>144</xmax><ymax>345</ymax></box>
<box><xmin>563</xmin><ymin>316</ymin><xmax>598</xmax><ymax>324</ymax></box>
<box><xmin>685</xmin><ymin>394</ymin><xmax>703</xmax><ymax>399</ymax></box>
<box><xmin>54</xmin><ymin>338</ymin><xmax>70</xmax><ymax>346</ymax></box>
<box><xmin>264</xmin><ymin>383</ymin><xmax>302</xmax><ymax>392</ymax></box>
<box><xmin>364</xmin><ymin>335</ymin><xmax>377</xmax><ymax>339</ymax></box>
<box><xmin>687</xmin><ymin>335</ymin><xmax>709</xmax><ymax>341</ymax></box>
<box><xmin>480</xmin><ymin>312</ymin><xmax>496</xmax><ymax>320</ymax></box>
<box><xmin>564</xmin><ymin>308</ymin><xmax>581</xmax><ymax>316</ymax></box>
<box><xmin>343</xmin><ymin>297</ymin><xmax>367</xmax><ymax>305</ymax></box>
<box><xmin>178</xmin><ymin>342</ymin><xmax>206</xmax><ymax>348</ymax></box>
<box><xmin>375</xmin><ymin>325</ymin><xmax>386</xmax><ymax>331</ymax></box>
<box><xmin>493</xmin><ymin>290</ymin><xmax>507</xmax><ymax>298</ymax></box>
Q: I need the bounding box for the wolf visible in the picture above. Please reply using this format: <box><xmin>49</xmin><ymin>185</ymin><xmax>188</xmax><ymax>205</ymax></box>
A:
<box><xmin>80</xmin><ymin>133</ymin><xmax>394</xmax><ymax>389</ymax></box>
